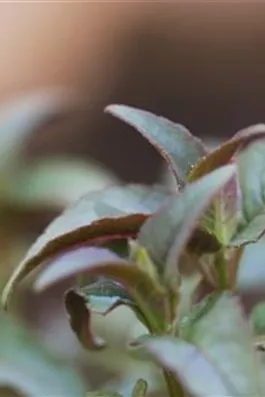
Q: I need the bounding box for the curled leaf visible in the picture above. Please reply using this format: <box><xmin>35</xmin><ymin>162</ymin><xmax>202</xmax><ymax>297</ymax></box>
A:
<box><xmin>106</xmin><ymin>104</ymin><xmax>207</xmax><ymax>185</ymax></box>
<box><xmin>131</xmin><ymin>378</ymin><xmax>148</xmax><ymax>397</ymax></box>
<box><xmin>34</xmin><ymin>247</ymin><xmax>166</xmax><ymax>333</ymax></box>
<box><xmin>2</xmin><ymin>184</ymin><xmax>168</xmax><ymax>309</ymax></box>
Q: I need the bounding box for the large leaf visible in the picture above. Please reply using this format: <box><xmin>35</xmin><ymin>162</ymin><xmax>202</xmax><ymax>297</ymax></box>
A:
<box><xmin>7</xmin><ymin>157</ymin><xmax>118</xmax><ymax>209</ymax></box>
<box><xmin>138</xmin><ymin>165</ymin><xmax>235</xmax><ymax>281</ymax></box>
<box><xmin>0</xmin><ymin>313</ymin><xmax>86</xmax><ymax>397</ymax></box>
<box><xmin>231</xmin><ymin>138</ymin><xmax>265</xmax><ymax>245</ymax></box>
<box><xmin>64</xmin><ymin>279</ymin><xmax>138</xmax><ymax>349</ymax></box>
<box><xmin>145</xmin><ymin>293</ymin><xmax>265</xmax><ymax>396</ymax></box>
<box><xmin>189</xmin><ymin>124</ymin><xmax>265</xmax><ymax>181</ymax></box>
<box><xmin>106</xmin><ymin>104</ymin><xmax>207</xmax><ymax>184</ymax></box>
<box><xmin>2</xmin><ymin>184</ymin><xmax>168</xmax><ymax>309</ymax></box>
<box><xmin>0</xmin><ymin>90</ymin><xmax>71</xmax><ymax>170</ymax></box>
<box><xmin>34</xmin><ymin>247</ymin><xmax>166</xmax><ymax>333</ymax></box>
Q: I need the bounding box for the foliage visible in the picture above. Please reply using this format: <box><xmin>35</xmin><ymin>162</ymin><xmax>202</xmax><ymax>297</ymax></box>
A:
<box><xmin>3</xmin><ymin>103</ymin><xmax>265</xmax><ymax>396</ymax></box>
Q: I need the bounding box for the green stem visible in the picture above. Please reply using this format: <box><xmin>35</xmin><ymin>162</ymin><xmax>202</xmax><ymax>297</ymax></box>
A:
<box><xmin>215</xmin><ymin>250</ymin><xmax>227</xmax><ymax>289</ymax></box>
<box><xmin>163</xmin><ymin>369</ymin><xmax>184</xmax><ymax>397</ymax></box>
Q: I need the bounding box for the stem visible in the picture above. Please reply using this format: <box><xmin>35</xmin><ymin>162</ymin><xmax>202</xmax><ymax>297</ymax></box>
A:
<box><xmin>163</xmin><ymin>369</ymin><xmax>184</xmax><ymax>397</ymax></box>
<box><xmin>215</xmin><ymin>249</ymin><xmax>227</xmax><ymax>289</ymax></box>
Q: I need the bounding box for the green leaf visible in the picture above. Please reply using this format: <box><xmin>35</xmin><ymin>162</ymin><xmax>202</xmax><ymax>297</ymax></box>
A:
<box><xmin>34</xmin><ymin>247</ymin><xmax>166</xmax><ymax>333</ymax></box>
<box><xmin>64</xmin><ymin>279</ymin><xmax>138</xmax><ymax>349</ymax></box>
<box><xmin>189</xmin><ymin>124</ymin><xmax>265</xmax><ymax>181</ymax></box>
<box><xmin>2</xmin><ymin>184</ymin><xmax>168</xmax><ymax>309</ymax></box>
<box><xmin>7</xmin><ymin>157</ymin><xmax>118</xmax><ymax>209</ymax></box>
<box><xmin>138</xmin><ymin>165</ymin><xmax>235</xmax><ymax>281</ymax></box>
<box><xmin>0</xmin><ymin>90</ymin><xmax>71</xmax><ymax>170</ymax></box>
<box><xmin>106</xmin><ymin>104</ymin><xmax>207</xmax><ymax>184</ymax></box>
<box><xmin>189</xmin><ymin>293</ymin><xmax>265</xmax><ymax>395</ymax></box>
<box><xmin>145</xmin><ymin>293</ymin><xmax>265</xmax><ymax>396</ymax></box>
<box><xmin>131</xmin><ymin>379</ymin><xmax>148</xmax><ymax>397</ymax></box>
<box><xmin>231</xmin><ymin>138</ymin><xmax>265</xmax><ymax>245</ymax></box>
<box><xmin>0</xmin><ymin>313</ymin><xmax>86</xmax><ymax>397</ymax></box>
<box><xmin>250</xmin><ymin>302</ymin><xmax>265</xmax><ymax>336</ymax></box>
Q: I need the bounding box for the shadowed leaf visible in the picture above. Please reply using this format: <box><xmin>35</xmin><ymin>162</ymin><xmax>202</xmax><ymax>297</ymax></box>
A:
<box><xmin>0</xmin><ymin>313</ymin><xmax>86</xmax><ymax>397</ymax></box>
<box><xmin>34</xmin><ymin>247</ymin><xmax>166</xmax><ymax>333</ymax></box>
<box><xmin>2</xmin><ymin>184</ymin><xmax>168</xmax><ymax>309</ymax></box>
<box><xmin>106</xmin><ymin>104</ymin><xmax>207</xmax><ymax>184</ymax></box>
<box><xmin>231</xmin><ymin>138</ymin><xmax>265</xmax><ymax>245</ymax></box>
<box><xmin>138</xmin><ymin>166</ymin><xmax>235</xmax><ymax>280</ymax></box>
<box><xmin>131</xmin><ymin>379</ymin><xmax>148</xmax><ymax>397</ymax></box>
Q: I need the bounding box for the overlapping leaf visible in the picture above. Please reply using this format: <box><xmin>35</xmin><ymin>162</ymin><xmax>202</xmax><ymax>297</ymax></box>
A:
<box><xmin>64</xmin><ymin>279</ymin><xmax>138</xmax><ymax>349</ymax></box>
<box><xmin>231</xmin><ymin>138</ymin><xmax>265</xmax><ymax>245</ymax></box>
<box><xmin>145</xmin><ymin>293</ymin><xmax>265</xmax><ymax>396</ymax></box>
<box><xmin>138</xmin><ymin>165</ymin><xmax>235</xmax><ymax>281</ymax></box>
<box><xmin>34</xmin><ymin>247</ymin><xmax>166</xmax><ymax>333</ymax></box>
<box><xmin>106</xmin><ymin>104</ymin><xmax>207</xmax><ymax>184</ymax></box>
<box><xmin>0</xmin><ymin>313</ymin><xmax>86</xmax><ymax>397</ymax></box>
<box><xmin>2</xmin><ymin>184</ymin><xmax>168</xmax><ymax>309</ymax></box>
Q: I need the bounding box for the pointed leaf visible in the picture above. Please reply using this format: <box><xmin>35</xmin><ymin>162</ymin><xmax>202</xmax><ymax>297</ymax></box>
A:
<box><xmin>231</xmin><ymin>138</ymin><xmax>265</xmax><ymax>245</ymax></box>
<box><xmin>34</xmin><ymin>247</ymin><xmax>166</xmax><ymax>333</ymax></box>
<box><xmin>2</xmin><ymin>184</ymin><xmax>168</xmax><ymax>309</ymax></box>
<box><xmin>138</xmin><ymin>165</ymin><xmax>235</xmax><ymax>280</ymax></box>
<box><xmin>189</xmin><ymin>124</ymin><xmax>265</xmax><ymax>181</ymax></box>
<box><xmin>0</xmin><ymin>313</ymin><xmax>86</xmax><ymax>397</ymax></box>
<box><xmin>106</xmin><ymin>104</ymin><xmax>207</xmax><ymax>184</ymax></box>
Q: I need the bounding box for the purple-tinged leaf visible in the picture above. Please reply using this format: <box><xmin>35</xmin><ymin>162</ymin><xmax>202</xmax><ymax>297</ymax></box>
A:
<box><xmin>145</xmin><ymin>336</ymin><xmax>230</xmax><ymax>397</ymax></box>
<box><xmin>138</xmin><ymin>165</ymin><xmax>235</xmax><ymax>281</ymax></box>
<box><xmin>189</xmin><ymin>124</ymin><xmax>265</xmax><ymax>181</ymax></box>
<box><xmin>2</xmin><ymin>184</ymin><xmax>168</xmax><ymax>309</ymax></box>
<box><xmin>231</xmin><ymin>138</ymin><xmax>265</xmax><ymax>245</ymax></box>
<box><xmin>34</xmin><ymin>247</ymin><xmax>166</xmax><ymax>333</ymax></box>
<box><xmin>64</xmin><ymin>279</ymin><xmax>138</xmax><ymax>350</ymax></box>
<box><xmin>106</xmin><ymin>104</ymin><xmax>207</xmax><ymax>185</ymax></box>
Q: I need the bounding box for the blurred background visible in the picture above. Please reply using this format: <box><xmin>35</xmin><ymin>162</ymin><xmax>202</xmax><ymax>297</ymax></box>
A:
<box><xmin>1</xmin><ymin>1</ymin><xmax>265</xmax><ymax>396</ymax></box>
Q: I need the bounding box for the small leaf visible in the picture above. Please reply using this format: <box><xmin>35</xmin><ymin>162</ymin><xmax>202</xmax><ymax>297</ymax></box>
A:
<box><xmin>34</xmin><ymin>247</ymin><xmax>166</xmax><ymax>333</ymax></box>
<box><xmin>64</xmin><ymin>279</ymin><xmax>138</xmax><ymax>349</ymax></box>
<box><xmin>138</xmin><ymin>165</ymin><xmax>235</xmax><ymax>281</ymax></box>
<box><xmin>0</xmin><ymin>313</ymin><xmax>86</xmax><ymax>397</ymax></box>
<box><xmin>189</xmin><ymin>124</ymin><xmax>265</xmax><ymax>181</ymax></box>
<box><xmin>231</xmin><ymin>138</ymin><xmax>265</xmax><ymax>245</ymax></box>
<box><xmin>106</xmin><ymin>104</ymin><xmax>207</xmax><ymax>184</ymax></box>
<box><xmin>131</xmin><ymin>379</ymin><xmax>148</xmax><ymax>397</ymax></box>
<box><xmin>2</xmin><ymin>184</ymin><xmax>168</xmax><ymax>309</ymax></box>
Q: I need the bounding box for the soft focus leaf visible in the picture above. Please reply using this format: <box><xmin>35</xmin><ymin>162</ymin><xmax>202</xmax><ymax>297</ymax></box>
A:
<box><xmin>138</xmin><ymin>165</ymin><xmax>235</xmax><ymax>280</ymax></box>
<box><xmin>0</xmin><ymin>313</ymin><xmax>86</xmax><ymax>397</ymax></box>
<box><xmin>7</xmin><ymin>158</ymin><xmax>118</xmax><ymax>208</ymax></box>
<box><xmin>0</xmin><ymin>90</ymin><xmax>72</xmax><ymax>170</ymax></box>
<box><xmin>106</xmin><ymin>104</ymin><xmax>207</xmax><ymax>184</ymax></box>
<box><xmin>145</xmin><ymin>336</ymin><xmax>230</xmax><ymax>397</ymax></box>
<box><xmin>86</xmin><ymin>392</ymin><xmax>123</xmax><ymax>397</ymax></box>
<box><xmin>189</xmin><ymin>124</ymin><xmax>265</xmax><ymax>181</ymax></box>
<box><xmin>189</xmin><ymin>293</ymin><xmax>265</xmax><ymax>395</ymax></box>
<box><xmin>231</xmin><ymin>138</ymin><xmax>265</xmax><ymax>245</ymax></box>
<box><xmin>250</xmin><ymin>302</ymin><xmax>265</xmax><ymax>336</ymax></box>
<box><xmin>2</xmin><ymin>184</ymin><xmax>168</xmax><ymax>309</ymax></box>
<box><xmin>145</xmin><ymin>293</ymin><xmax>265</xmax><ymax>396</ymax></box>
<box><xmin>34</xmin><ymin>247</ymin><xmax>166</xmax><ymax>333</ymax></box>
<box><xmin>131</xmin><ymin>378</ymin><xmax>148</xmax><ymax>397</ymax></box>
